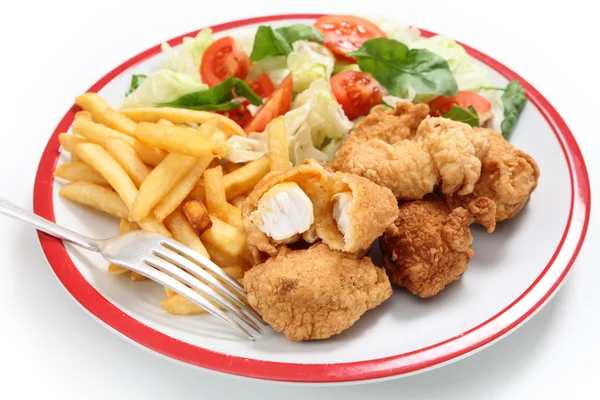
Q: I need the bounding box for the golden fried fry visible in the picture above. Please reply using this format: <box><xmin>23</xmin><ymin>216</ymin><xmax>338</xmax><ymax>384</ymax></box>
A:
<box><xmin>267</xmin><ymin>116</ymin><xmax>289</xmax><ymax>172</ymax></box>
<box><xmin>108</xmin><ymin>219</ymin><xmax>140</xmax><ymax>275</ymax></box>
<box><xmin>230</xmin><ymin>195</ymin><xmax>246</xmax><ymax>209</ymax></box>
<box><xmin>222</xmin><ymin>156</ymin><xmax>271</xmax><ymax>200</ymax></box>
<box><xmin>59</xmin><ymin>181</ymin><xmax>128</xmax><ymax>218</ymax></box>
<box><xmin>164</xmin><ymin>209</ymin><xmax>210</xmax><ymax>259</ymax></box>
<box><xmin>73</xmin><ymin>143</ymin><xmax>170</xmax><ymax>236</ymax></box>
<box><xmin>119</xmin><ymin>107</ymin><xmax>246</xmax><ymax>137</ymax></box>
<box><xmin>54</xmin><ymin>162</ymin><xmax>109</xmax><ymax>186</ymax></box>
<box><xmin>74</xmin><ymin>111</ymin><xmax>92</xmax><ymax>121</ymax></box>
<box><xmin>223</xmin><ymin>162</ymin><xmax>244</xmax><ymax>174</ymax></box>
<box><xmin>72</xmin><ymin>118</ymin><xmax>165</xmax><ymax>166</ymax></box>
<box><xmin>103</xmin><ymin>138</ymin><xmax>151</xmax><ymax>188</ymax></box>
<box><xmin>196</xmin><ymin>118</ymin><xmax>221</xmax><ymax>138</ymax></box>
<box><xmin>226</xmin><ymin>204</ymin><xmax>243</xmax><ymax>230</ymax></box>
<box><xmin>135</xmin><ymin>122</ymin><xmax>227</xmax><ymax>158</ymax></box>
<box><xmin>204</xmin><ymin>166</ymin><xmax>229</xmax><ymax>223</ymax></box>
<box><xmin>204</xmin><ymin>242</ymin><xmax>251</xmax><ymax>270</ymax></box>
<box><xmin>201</xmin><ymin>216</ymin><xmax>247</xmax><ymax>259</ymax></box>
<box><xmin>182</xmin><ymin>198</ymin><xmax>213</xmax><ymax>236</ymax></box>
<box><xmin>153</xmin><ymin>157</ymin><xmax>213</xmax><ymax>222</ymax></box>
<box><xmin>58</xmin><ymin>133</ymin><xmax>86</xmax><ymax>153</ymax></box>
<box><xmin>129</xmin><ymin>153</ymin><xmax>196</xmax><ymax>221</ymax></box>
<box><xmin>76</xmin><ymin>92</ymin><xmax>137</xmax><ymax>136</ymax></box>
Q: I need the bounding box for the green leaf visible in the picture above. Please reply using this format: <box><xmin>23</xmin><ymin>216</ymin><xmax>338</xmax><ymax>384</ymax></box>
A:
<box><xmin>232</xmin><ymin>78</ymin><xmax>262</xmax><ymax>105</ymax></box>
<box><xmin>250</xmin><ymin>24</ymin><xmax>325</xmax><ymax>63</ymax></box>
<box><xmin>156</xmin><ymin>77</ymin><xmax>262</xmax><ymax>110</ymax></box>
<box><xmin>500</xmin><ymin>80</ymin><xmax>526</xmax><ymax>139</ymax></box>
<box><xmin>179</xmin><ymin>102</ymin><xmax>242</xmax><ymax>111</ymax></box>
<box><xmin>443</xmin><ymin>105</ymin><xmax>479</xmax><ymax>127</ymax></box>
<box><xmin>275</xmin><ymin>24</ymin><xmax>324</xmax><ymax>45</ymax></box>
<box><xmin>125</xmin><ymin>74</ymin><xmax>147</xmax><ymax>96</ymax></box>
<box><xmin>250</xmin><ymin>26</ymin><xmax>292</xmax><ymax>62</ymax></box>
<box><xmin>348</xmin><ymin>38</ymin><xmax>458</xmax><ymax>97</ymax></box>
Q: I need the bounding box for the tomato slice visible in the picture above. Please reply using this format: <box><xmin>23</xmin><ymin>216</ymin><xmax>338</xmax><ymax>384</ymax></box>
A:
<box><xmin>219</xmin><ymin>99</ymin><xmax>253</xmax><ymax>128</ymax></box>
<box><xmin>200</xmin><ymin>37</ymin><xmax>251</xmax><ymax>87</ymax></box>
<box><xmin>331</xmin><ymin>71</ymin><xmax>385</xmax><ymax>120</ymax></box>
<box><xmin>428</xmin><ymin>91</ymin><xmax>492</xmax><ymax>117</ymax></box>
<box><xmin>314</xmin><ymin>15</ymin><xmax>387</xmax><ymax>60</ymax></box>
<box><xmin>243</xmin><ymin>73</ymin><xmax>293</xmax><ymax>134</ymax></box>
<box><xmin>248</xmin><ymin>73</ymin><xmax>275</xmax><ymax>98</ymax></box>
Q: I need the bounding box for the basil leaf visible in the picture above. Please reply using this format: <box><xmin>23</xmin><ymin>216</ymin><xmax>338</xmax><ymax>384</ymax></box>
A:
<box><xmin>443</xmin><ymin>105</ymin><xmax>479</xmax><ymax>127</ymax></box>
<box><xmin>179</xmin><ymin>102</ymin><xmax>242</xmax><ymax>111</ymax></box>
<box><xmin>275</xmin><ymin>24</ymin><xmax>324</xmax><ymax>45</ymax></box>
<box><xmin>348</xmin><ymin>38</ymin><xmax>458</xmax><ymax>97</ymax></box>
<box><xmin>250</xmin><ymin>26</ymin><xmax>292</xmax><ymax>62</ymax></box>
<box><xmin>500</xmin><ymin>80</ymin><xmax>526</xmax><ymax>139</ymax></box>
<box><xmin>232</xmin><ymin>79</ymin><xmax>262</xmax><ymax>106</ymax></box>
<box><xmin>157</xmin><ymin>77</ymin><xmax>262</xmax><ymax>110</ymax></box>
<box><xmin>125</xmin><ymin>74</ymin><xmax>147</xmax><ymax>96</ymax></box>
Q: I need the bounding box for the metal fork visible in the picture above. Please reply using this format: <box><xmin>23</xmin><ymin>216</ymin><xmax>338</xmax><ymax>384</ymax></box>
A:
<box><xmin>0</xmin><ymin>198</ymin><xmax>264</xmax><ymax>340</ymax></box>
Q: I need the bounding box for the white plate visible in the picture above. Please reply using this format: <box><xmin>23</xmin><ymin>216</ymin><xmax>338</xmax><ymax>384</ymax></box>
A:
<box><xmin>33</xmin><ymin>14</ymin><xmax>591</xmax><ymax>384</ymax></box>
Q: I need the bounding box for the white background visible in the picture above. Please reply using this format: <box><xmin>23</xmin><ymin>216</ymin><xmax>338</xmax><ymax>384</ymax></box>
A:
<box><xmin>0</xmin><ymin>0</ymin><xmax>597</xmax><ymax>398</ymax></box>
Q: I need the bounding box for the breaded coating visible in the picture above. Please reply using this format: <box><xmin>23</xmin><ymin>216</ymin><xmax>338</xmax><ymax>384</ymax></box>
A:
<box><xmin>242</xmin><ymin>159</ymin><xmax>398</xmax><ymax>262</ymax></box>
<box><xmin>415</xmin><ymin>118</ymin><xmax>483</xmax><ymax>196</ymax></box>
<box><xmin>380</xmin><ymin>197</ymin><xmax>496</xmax><ymax>299</ymax></box>
<box><xmin>444</xmin><ymin>129</ymin><xmax>540</xmax><ymax>221</ymax></box>
<box><xmin>333</xmin><ymin>105</ymin><xmax>486</xmax><ymax>201</ymax></box>
<box><xmin>244</xmin><ymin>243</ymin><xmax>392</xmax><ymax>341</ymax></box>
<box><xmin>334</xmin><ymin>139</ymin><xmax>438</xmax><ymax>200</ymax></box>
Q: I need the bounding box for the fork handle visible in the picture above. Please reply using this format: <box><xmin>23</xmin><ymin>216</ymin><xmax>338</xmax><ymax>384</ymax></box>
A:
<box><xmin>0</xmin><ymin>197</ymin><xmax>102</xmax><ymax>252</ymax></box>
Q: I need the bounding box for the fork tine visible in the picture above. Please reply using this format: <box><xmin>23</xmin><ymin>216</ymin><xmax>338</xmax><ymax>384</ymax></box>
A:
<box><xmin>144</xmin><ymin>254</ymin><xmax>262</xmax><ymax>335</ymax></box>
<box><xmin>160</xmin><ymin>238</ymin><xmax>247</xmax><ymax>298</ymax></box>
<box><xmin>153</xmin><ymin>246</ymin><xmax>266</xmax><ymax>326</ymax></box>
<box><xmin>112</xmin><ymin>259</ymin><xmax>256</xmax><ymax>341</ymax></box>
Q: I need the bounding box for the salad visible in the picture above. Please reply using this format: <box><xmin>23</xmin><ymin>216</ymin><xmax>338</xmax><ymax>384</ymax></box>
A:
<box><xmin>122</xmin><ymin>15</ymin><xmax>526</xmax><ymax>166</ymax></box>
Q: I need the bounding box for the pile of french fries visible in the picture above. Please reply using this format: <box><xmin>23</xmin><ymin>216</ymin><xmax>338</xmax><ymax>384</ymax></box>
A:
<box><xmin>55</xmin><ymin>92</ymin><xmax>290</xmax><ymax>316</ymax></box>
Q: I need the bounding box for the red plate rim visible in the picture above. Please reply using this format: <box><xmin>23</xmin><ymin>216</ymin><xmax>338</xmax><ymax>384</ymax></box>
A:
<box><xmin>32</xmin><ymin>14</ymin><xmax>591</xmax><ymax>383</ymax></box>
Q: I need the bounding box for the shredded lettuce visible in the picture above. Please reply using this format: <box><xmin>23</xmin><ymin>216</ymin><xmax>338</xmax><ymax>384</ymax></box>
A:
<box><xmin>358</xmin><ymin>15</ymin><xmax>421</xmax><ymax>45</ymax></box>
<box><xmin>122</xmin><ymin>69</ymin><xmax>207</xmax><ymax>108</ymax></box>
<box><xmin>410</xmin><ymin>36</ymin><xmax>491</xmax><ymax>92</ymax></box>
<box><xmin>247</xmin><ymin>56</ymin><xmax>290</xmax><ymax>88</ymax></box>
<box><xmin>231</xmin><ymin>28</ymin><xmax>257</xmax><ymax>58</ymax></box>
<box><xmin>160</xmin><ymin>29</ymin><xmax>213</xmax><ymax>79</ymax></box>
<box><xmin>287</xmin><ymin>41</ymin><xmax>335</xmax><ymax>93</ymax></box>
<box><xmin>224</xmin><ymin>79</ymin><xmax>352</xmax><ymax>165</ymax></box>
<box><xmin>382</xmin><ymin>86</ymin><xmax>417</xmax><ymax>108</ymax></box>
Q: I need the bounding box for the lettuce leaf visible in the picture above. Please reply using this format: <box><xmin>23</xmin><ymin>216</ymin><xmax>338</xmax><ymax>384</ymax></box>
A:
<box><xmin>287</xmin><ymin>41</ymin><xmax>335</xmax><ymax>93</ymax></box>
<box><xmin>160</xmin><ymin>28</ymin><xmax>213</xmax><ymax>79</ymax></box>
<box><xmin>358</xmin><ymin>14</ymin><xmax>422</xmax><ymax>45</ymax></box>
<box><xmin>247</xmin><ymin>56</ymin><xmax>290</xmax><ymax>87</ymax></box>
<box><xmin>122</xmin><ymin>69</ymin><xmax>207</xmax><ymax>108</ymax></box>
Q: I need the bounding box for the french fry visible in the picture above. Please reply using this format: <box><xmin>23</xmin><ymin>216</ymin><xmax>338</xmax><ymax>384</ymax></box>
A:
<box><xmin>153</xmin><ymin>157</ymin><xmax>213</xmax><ymax>222</ymax></box>
<box><xmin>54</xmin><ymin>162</ymin><xmax>109</xmax><ymax>186</ymax></box>
<box><xmin>129</xmin><ymin>153</ymin><xmax>196</xmax><ymax>221</ymax></box>
<box><xmin>104</xmin><ymin>138</ymin><xmax>151</xmax><ymax>188</ymax></box>
<box><xmin>120</xmin><ymin>107</ymin><xmax>246</xmax><ymax>137</ymax></box>
<box><xmin>75</xmin><ymin>111</ymin><xmax>92</xmax><ymax>121</ymax></box>
<box><xmin>164</xmin><ymin>209</ymin><xmax>210</xmax><ymax>259</ymax></box>
<box><xmin>210</xmin><ymin>129</ymin><xmax>229</xmax><ymax>143</ymax></box>
<box><xmin>130</xmin><ymin>272</ymin><xmax>148</xmax><ymax>281</ymax></box>
<box><xmin>73</xmin><ymin>143</ymin><xmax>170</xmax><ymax>236</ymax></box>
<box><xmin>203</xmin><ymin>166</ymin><xmax>229</xmax><ymax>223</ymax></box>
<box><xmin>226</xmin><ymin>203</ymin><xmax>243</xmax><ymax>230</ymax></box>
<box><xmin>223</xmin><ymin>162</ymin><xmax>244</xmax><ymax>174</ymax></box>
<box><xmin>108</xmin><ymin>219</ymin><xmax>140</xmax><ymax>274</ymax></box>
<box><xmin>59</xmin><ymin>181</ymin><xmax>128</xmax><ymax>218</ymax></box>
<box><xmin>267</xmin><ymin>116</ymin><xmax>289</xmax><ymax>172</ymax></box>
<box><xmin>182</xmin><ymin>198</ymin><xmax>212</xmax><ymax>236</ymax></box>
<box><xmin>201</xmin><ymin>216</ymin><xmax>247</xmax><ymax>259</ymax></box>
<box><xmin>196</xmin><ymin>118</ymin><xmax>221</xmax><ymax>138</ymax></box>
<box><xmin>222</xmin><ymin>156</ymin><xmax>271</xmax><ymax>200</ymax></box>
<box><xmin>187</xmin><ymin>181</ymin><xmax>206</xmax><ymax>202</ymax></box>
<box><xmin>204</xmin><ymin>242</ymin><xmax>251</xmax><ymax>270</ymax></box>
<box><xmin>72</xmin><ymin>118</ymin><xmax>166</xmax><ymax>166</ymax></box>
<box><xmin>157</xmin><ymin>119</ymin><xmax>174</xmax><ymax>126</ymax></box>
<box><xmin>75</xmin><ymin>92</ymin><xmax>137</xmax><ymax>136</ymax></box>
<box><xmin>161</xmin><ymin>292</ymin><xmax>208</xmax><ymax>315</ymax></box>
<box><xmin>58</xmin><ymin>133</ymin><xmax>86</xmax><ymax>153</ymax></box>
<box><xmin>135</xmin><ymin>122</ymin><xmax>227</xmax><ymax>158</ymax></box>
<box><xmin>230</xmin><ymin>195</ymin><xmax>246</xmax><ymax>209</ymax></box>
